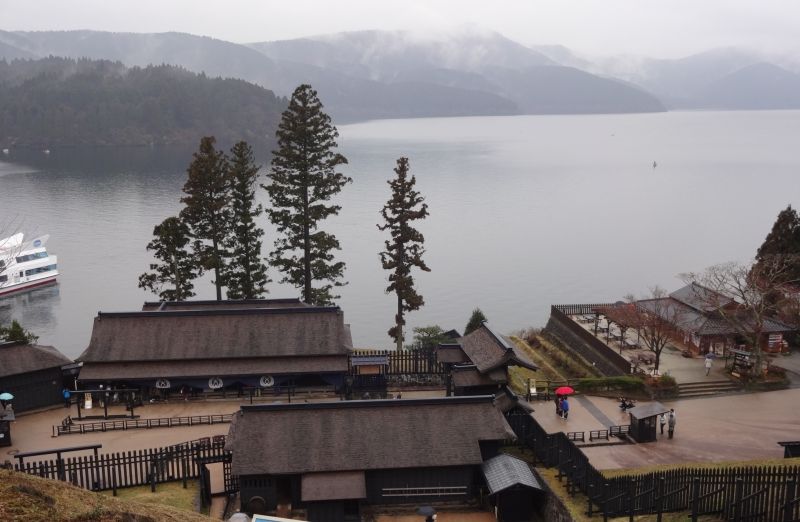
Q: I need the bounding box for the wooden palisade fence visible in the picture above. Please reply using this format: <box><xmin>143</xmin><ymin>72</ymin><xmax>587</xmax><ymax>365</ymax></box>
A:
<box><xmin>350</xmin><ymin>346</ymin><xmax>446</xmax><ymax>376</ymax></box>
<box><xmin>14</xmin><ymin>437</ymin><xmax>234</xmax><ymax>495</ymax></box>
<box><xmin>509</xmin><ymin>411</ymin><xmax>800</xmax><ymax>521</ymax></box>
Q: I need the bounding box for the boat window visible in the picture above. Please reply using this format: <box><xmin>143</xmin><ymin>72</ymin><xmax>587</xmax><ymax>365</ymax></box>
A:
<box><xmin>0</xmin><ymin>275</ymin><xmax>6</xmax><ymax>283</ymax></box>
<box><xmin>24</xmin><ymin>264</ymin><xmax>57</xmax><ymax>276</ymax></box>
<box><xmin>15</xmin><ymin>251</ymin><xmax>49</xmax><ymax>263</ymax></box>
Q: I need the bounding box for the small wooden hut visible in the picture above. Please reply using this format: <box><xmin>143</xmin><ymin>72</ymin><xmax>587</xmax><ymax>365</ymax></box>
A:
<box><xmin>627</xmin><ymin>402</ymin><xmax>670</xmax><ymax>443</ymax></box>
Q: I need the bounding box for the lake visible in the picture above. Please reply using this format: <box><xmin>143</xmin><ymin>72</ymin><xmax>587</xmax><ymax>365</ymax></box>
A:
<box><xmin>1</xmin><ymin>110</ymin><xmax>798</xmax><ymax>359</ymax></box>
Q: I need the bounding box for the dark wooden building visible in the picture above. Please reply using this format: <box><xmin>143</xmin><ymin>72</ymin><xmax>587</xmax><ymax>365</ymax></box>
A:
<box><xmin>482</xmin><ymin>453</ymin><xmax>544</xmax><ymax>522</ymax></box>
<box><xmin>78</xmin><ymin>299</ymin><xmax>353</xmax><ymax>396</ymax></box>
<box><xmin>0</xmin><ymin>340</ymin><xmax>72</xmax><ymax>412</ymax></box>
<box><xmin>436</xmin><ymin>323</ymin><xmax>537</xmax><ymax>396</ymax></box>
<box><xmin>627</xmin><ymin>402</ymin><xmax>670</xmax><ymax>443</ymax></box>
<box><xmin>226</xmin><ymin>396</ymin><xmax>516</xmax><ymax>521</ymax></box>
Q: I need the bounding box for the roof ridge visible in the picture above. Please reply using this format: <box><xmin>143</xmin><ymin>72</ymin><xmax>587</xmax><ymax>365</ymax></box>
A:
<box><xmin>97</xmin><ymin>306</ymin><xmax>340</xmax><ymax>319</ymax></box>
<box><xmin>241</xmin><ymin>395</ymin><xmax>495</xmax><ymax>412</ymax></box>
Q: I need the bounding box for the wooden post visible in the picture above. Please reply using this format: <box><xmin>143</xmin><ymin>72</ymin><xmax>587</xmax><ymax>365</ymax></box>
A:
<box><xmin>587</xmin><ymin>484</ymin><xmax>594</xmax><ymax>516</ymax></box>
<box><xmin>656</xmin><ymin>476</ymin><xmax>665</xmax><ymax>522</ymax></box>
<box><xmin>629</xmin><ymin>478</ymin><xmax>635</xmax><ymax>522</ymax></box>
<box><xmin>733</xmin><ymin>477</ymin><xmax>743</xmax><ymax>522</ymax></box>
<box><xmin>150</xmin><ymin>462</ymin><xmax>156</xmax><ymax>492</ymax></box>
<box><xmin>690</xmin><ymin>476</ymin><xmax>700</xmax><ymax>522</ymax></box>
<box><xmin>602</xmin><ymin>482</ymin><xmax>610</xmax><ymax>522</ymax></box>
<box><xmin>112</xmin><ymin>465</ymin><xmax>118</xmax><ymax>496</ymax></box>
<box><xmin>784</xmin><ymin>478</ymin><xmax>796</xmax><ymax>522</ymax></box>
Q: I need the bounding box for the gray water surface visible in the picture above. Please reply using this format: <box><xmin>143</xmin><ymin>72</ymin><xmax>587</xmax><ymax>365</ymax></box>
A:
<box><xmin>1</xmin><ymin>110</ymin><xmax>798</xmax><ymax>358</ymax></box>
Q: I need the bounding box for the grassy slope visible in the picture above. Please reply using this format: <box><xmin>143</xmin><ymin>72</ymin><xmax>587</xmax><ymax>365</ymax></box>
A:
<box><xmin>0</xmin><ymin>469</ymin><xmax>212</xmax><ymax>522</ymax></box>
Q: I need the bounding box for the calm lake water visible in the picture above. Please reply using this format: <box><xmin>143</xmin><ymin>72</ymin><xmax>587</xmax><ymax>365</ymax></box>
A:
<box><xmin>1</xmin><ymin>110</ymin><xmax>799</xmax><ymax>358</ymax></box>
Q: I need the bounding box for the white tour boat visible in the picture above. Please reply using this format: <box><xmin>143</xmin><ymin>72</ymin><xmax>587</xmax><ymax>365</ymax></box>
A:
<box><xmin>0</xmin><ymin>233</ymin><xmax>59</xmax><ymax>297</ymax></box>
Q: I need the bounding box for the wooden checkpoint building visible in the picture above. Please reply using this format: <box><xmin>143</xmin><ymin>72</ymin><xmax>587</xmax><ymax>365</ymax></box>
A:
<box><xmin>77</xmin><ymin>299</ymin><xmax>353</xmax><ymax>397</ymax></box>
<box><xmin>0</xmin><ymin>340</ymin><xmax>72</xmax><ymax>412</ymax></box>
<box><xmin>225</xmin><ymin>396</ymin><xmax>517</xmax><ymax>521</ymax></box>
<box><xmin>436</xmin><ymin>323</ymin><xmax>538</xmax><ymax>396</ymax></box>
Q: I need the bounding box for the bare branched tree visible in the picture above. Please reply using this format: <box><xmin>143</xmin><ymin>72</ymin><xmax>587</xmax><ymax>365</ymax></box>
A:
<box><xmin>630</xmin><ymin>286</ymin><xmax>682</xmax><ymax>373</ymax></box>
<box><xmin>683</xmin><ymin>256</ymin><xmax>799</xmax><ymax>375</ymax></box>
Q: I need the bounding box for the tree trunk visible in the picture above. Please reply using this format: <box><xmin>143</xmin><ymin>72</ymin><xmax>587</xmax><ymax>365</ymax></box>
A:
<box><xmin>211</xmin><ymin>236</ymin><xmax>222</xmax><ymax>301</ymax></box>
<box><xmin>302</xmin><ymin>185</ymin><xmax>312</xmax><ymax>304</ymax></box>
<box><xmin>396</xmin><ymin>291</ymin><xmax>403</xmax><ymax>351</ymax></box>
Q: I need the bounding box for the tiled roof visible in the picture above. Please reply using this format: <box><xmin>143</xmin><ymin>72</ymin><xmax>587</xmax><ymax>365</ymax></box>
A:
<box><xmin>482</xmin><ymin>454</ymin><xmax>542</xmax><ymax>495</ymax></box>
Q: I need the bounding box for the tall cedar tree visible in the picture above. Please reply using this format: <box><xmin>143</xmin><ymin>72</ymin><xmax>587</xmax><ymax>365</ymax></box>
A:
<box><xmin>138</xmin><ymin>216</ymin><xmax>198</xmax><ymax>301</ymax></box>
<box><xmin>755</xmin><ymin>205</ymin><xmax>800</xmax><ymax>283</ymax></box>
<box><xmin>464</xmin><ymin>308</ymin><xmax>488</xmax><ymax>335</ymax></box>
<box><xmin>224</xmin><ymin>141</ymin><xmax>270</xmax><ymax>299</ymax></box>
<box><xmin>264</xmin><ymin>84</ymin><xmax>351</xmax><ymax>305</ymax></box>
<box><xmin>378</xmin><ymin>157</ymin><xmax>430</xmax><ymax>350</ymax></box>
<box><xmin>180</xmin><ymin>136</ymin><xmax>231</xmax><ymax>300</ymax></box>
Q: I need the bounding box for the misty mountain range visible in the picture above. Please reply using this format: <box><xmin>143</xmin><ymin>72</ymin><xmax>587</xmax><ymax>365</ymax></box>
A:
<box><xmin>1</xmin><ymin>28</ymin><xmax>799</xmax><ymax>123</ymax></box>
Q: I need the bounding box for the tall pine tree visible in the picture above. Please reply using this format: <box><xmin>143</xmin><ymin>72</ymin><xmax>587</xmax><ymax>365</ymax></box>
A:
<box><xmin>755</xmin><ymin>204</ymin><xmax>800</xmax><ymax>283</ymax></box>
<box><xmin>264</xmin><ymin>84</ymin><xmax>351</xmax><ymax>305</ymax></box>
<box><xmin>464</xmin><ymin>308</ymin><xmax>488</xmax><ymax>335</ymax></box>
<box><xmin>138</xmin><ymin>216</ymin><xmax>198</xmax><ymax>301</ymax></box>
<box><xmin>378</xmin><ymin>157</ymin><xmax>430</xmax><ymax>350</ymax></box>
<box><xmin>224</xmin><ymin>141</ymin><xmax>270</xmax><ymax>299</ymax></box>
<box><xmin>180</xmin><ymin>136</ymin><xmax>231</xmax><ymax>300</ymax></box>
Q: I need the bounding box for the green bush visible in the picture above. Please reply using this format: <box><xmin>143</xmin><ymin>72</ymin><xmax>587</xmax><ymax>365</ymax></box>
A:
<box><xmin>572</xmin><ymin>376</ymin><xmax>645</xmax><ymax>393</ymax></box>
<box><xmin>655</xmin><ymin>374</ymin><xmax>677</xmax><ymax>388</ymax></box>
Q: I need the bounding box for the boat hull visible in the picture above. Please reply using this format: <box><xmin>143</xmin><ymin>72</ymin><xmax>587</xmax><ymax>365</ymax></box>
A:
<box><xmin>0</xmin><ymin>276</ymin><xmax>58</xmax><ymax>297</ymax></box>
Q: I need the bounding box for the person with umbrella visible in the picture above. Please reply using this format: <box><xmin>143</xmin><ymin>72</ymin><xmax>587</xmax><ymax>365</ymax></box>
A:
<box><xmin>0</xmin><ymin>392</ymin><xmax>13</xmax><ymax>410</ymax></box>
<box><xmin>555</xmin><ymin>386</ymin><xmax>574</xmax><ymax>419</ymax></box>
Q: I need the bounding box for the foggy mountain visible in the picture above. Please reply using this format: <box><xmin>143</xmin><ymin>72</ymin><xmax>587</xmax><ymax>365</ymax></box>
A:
<box><xmin>0</xmin><ymin>29</ymin><xmax>665</xmax><ymax>121</ymax></box>
<box><xmin>693</xmin><ymin>62</ymin><xmax>800</xmax><ymax>110</ymax></box>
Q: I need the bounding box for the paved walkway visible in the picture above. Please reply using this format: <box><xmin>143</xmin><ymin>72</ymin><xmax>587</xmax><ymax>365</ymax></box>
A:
<box><xmin>531</xmin><ymin>387</ymin><xmax>800</xmax><ymax>471</ymax></box>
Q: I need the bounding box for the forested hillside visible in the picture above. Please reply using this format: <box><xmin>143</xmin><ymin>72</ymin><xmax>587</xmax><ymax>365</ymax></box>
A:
<box><xmin>0</xmin><ymin>57</ymin><xmax>286</xmax><ymax>147</ymax></box>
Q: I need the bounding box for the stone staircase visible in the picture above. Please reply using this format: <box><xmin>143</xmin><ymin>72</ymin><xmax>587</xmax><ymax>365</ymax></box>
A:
<box><xmin>676</xmin><ymin>379</ymin><xmax>742</xmax><ymax>399</ymax></box>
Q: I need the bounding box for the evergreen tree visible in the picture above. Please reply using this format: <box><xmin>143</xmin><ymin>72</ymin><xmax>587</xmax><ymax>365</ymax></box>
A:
<box><xmin>378</xmin><ymin>157</ymin><xmax>430</xmax><ymax>350</ymax></box>
<box><xmin>755</xmin><ymin>205</ymin><xmax>800</xmax><ymax>283</ymax></box>
<box><xmin>180</xmin><ymin>136</ymin><xmax>231</xmax><ymax>300</ymax></box>
<box><xmin>464</xmin><ymin>308</ymin><xmax>488</xmax><ymax>335</ymax></box>
<box><xmin>0</xmin><ymin>320</ymin><xmax>38</xmax><ymax>344</ymax></box>
<box><xmin>138</xmin><ymin>216</ymin><xmax>198</xmax><ymax>301</ymax></box>
<box><xmin>224</xmin><ymin>141</ymin><xmax>270</xmax><ymax>299</ymax></box>
<box><xmin>263</xmin><ymin>84</ymin><xmax>351</xmax><ymax>305</ymax></box>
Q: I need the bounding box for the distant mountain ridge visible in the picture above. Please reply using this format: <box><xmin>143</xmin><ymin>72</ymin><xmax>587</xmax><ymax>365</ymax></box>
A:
<box><xmin>0</xmin><ymin>57</ymin><xmax>286</xmax><ymax>147</ymax></box>
<box><xmin>0</xmin><ymin>28</ymin><xmax>666</xmax><ymax>121</ymax></box>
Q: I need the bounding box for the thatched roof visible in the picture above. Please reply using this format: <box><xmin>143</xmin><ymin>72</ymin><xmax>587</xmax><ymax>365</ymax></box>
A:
<box><xmin>226</xmin><ymin>396</ymin><xmax>515</xmax><ymax>476</ymax></box>
<box><xmin>670</xmin><ymin>283</ymin><xmax>734</xmax><ymax>313</ymax></box>
<box><xmin>459</xmin><ymin>324</ymin><xmax>537</xmax><ymax>373</ymax></box>
<box><xmin>78</xmin><ymin>355</ymin><xmax>348</xmax><ymax>381</ymax></box>
<box><xmin>452</xmin><ymin>366</ymin><xmax>506</xmax><ymax>388</ymax></box>
<box><xmin>141</xmin><ymin>298</ymin><xmax>309</xmax><ymax>312</ymax></box>
<box><xmin>0</xmin><ymin>341</ymin><xmax>72</xmax><ymax>378</ymax></box>
<box><xmin>436</xmin><ymin>343</ymin><xmax>470</xmax><ymax>364</ymax></box>
<box><xmin>79</xmin><ymin>305</ymin><xmax>352</xmax><ymax>363</ymax></box>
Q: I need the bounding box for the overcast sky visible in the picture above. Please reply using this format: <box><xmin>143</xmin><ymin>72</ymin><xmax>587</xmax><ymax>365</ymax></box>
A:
<box><xmin>1</xmin><ymin>0</ymin><xmax>799</xmax><ymax>59</ymax></box>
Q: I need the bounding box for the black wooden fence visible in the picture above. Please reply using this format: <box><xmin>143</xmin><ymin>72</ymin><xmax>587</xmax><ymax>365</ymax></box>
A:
<box><xmin>54</xmin><ymin>413</ymin><xmax>233</xmax><ymax>436</ymax></box>
<box><xmin>508</xmin><ymin>411</ymin><xmax>800</xmax><ymax>521</ymax></box>
<box><xmin>350</xmin><ymin>347</ymin><xmax>446</xmax><ymax>376</ymax></box>
<box><xmin>14</xmin><ymin>437</ymin><xmax>231</xmax><ymax>493</ymax></box>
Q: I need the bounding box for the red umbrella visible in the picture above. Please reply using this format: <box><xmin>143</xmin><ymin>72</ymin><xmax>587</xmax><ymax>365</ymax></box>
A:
<box><xmin>555</xmin><ymin>386</ymin><xmax>574</xmax><ymax>395</ymax></box>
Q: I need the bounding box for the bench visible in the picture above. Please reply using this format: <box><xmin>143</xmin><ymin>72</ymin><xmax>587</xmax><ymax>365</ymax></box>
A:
<box><xmin>567</xmin><ymin>431</ymin><xmax>585</xmax><ymax>442</ymax></box>
<box><xmin>590</xmin><ymin>429</ymin><xmax>609</xmax><ymax>441</ymax></box>
<box><xmin>609</xmin><ymin>425</ymin><xmax>631</xmax><ymax>438</ymax></box>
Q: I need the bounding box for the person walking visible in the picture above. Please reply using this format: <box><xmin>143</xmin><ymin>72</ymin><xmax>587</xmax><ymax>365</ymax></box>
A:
<box><xmin>668</xmin><ymin>409</ymin><xmax>676</xmax><ymax>439</ymax></box>
<box><xmin>555</xmin><ymin>394</ymin><xmax>562</xmax><ymax>417</ymax></box>
<box><xmin>659</xmin><ymin>412</ymin><xmax>666</xmax><ymax>435</ymax></box>
<box><xmin>62</xmin><ymin>388</ymin><xmax>71</xmax><ymax>408</ymax></box>
<box><xmin>561</xmin><ymin>397</ymin><xmax>570</xmax><ymax>419</ymax></box>
<box><xmin>705</xmin><ymin>355</ymin><xmax>713</xmax><ymax>376</ymax></box>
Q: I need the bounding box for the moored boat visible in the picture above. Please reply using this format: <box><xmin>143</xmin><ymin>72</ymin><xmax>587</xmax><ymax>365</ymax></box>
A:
<box><xmin>0</xmin><ymin>233</ymin><xmax>59</xmax><ymax>297</ymax></box>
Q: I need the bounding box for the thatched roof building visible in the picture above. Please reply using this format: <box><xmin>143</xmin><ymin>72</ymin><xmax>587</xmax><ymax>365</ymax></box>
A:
<box><xmin>436</xmin><ymin>323</ymin><xmax>537</xmax><ymax>396</ymax></box>
<box><xmin>226</xmin><ymin>396</ymin><xmax>515</xmax><ymax>516</ymax></box>
<box><xmin>0</xmin><ymin>341</ymin><xmax>71</xmax><ymax>412</ymax></box>
<box><xmin>78</xmin><ymin>299</ymin><xmax>352</xmax><ymax>392</ymax></box>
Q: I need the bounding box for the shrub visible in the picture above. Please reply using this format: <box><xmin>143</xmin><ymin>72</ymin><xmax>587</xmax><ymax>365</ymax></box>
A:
<box><xmin>572</xmin><ymin>376</ymin><xmax>645</xmax><ymax>393</ymax></box>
